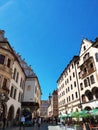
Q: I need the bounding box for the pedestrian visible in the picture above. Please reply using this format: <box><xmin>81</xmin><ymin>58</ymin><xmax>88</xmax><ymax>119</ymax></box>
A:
<box><xmin>20</xmin><ymin>115</ymin><xmax>25</xmax><ymax>130</ymax></box>
<box><xmin>37</xmin><ymin>116</ymin><xmax>41</xmax><ymax>130</ymax></box>
<box><xmin>2</xmin><ymin>116</ymin><xmax>7</xmax><ymax>130</ymax></box>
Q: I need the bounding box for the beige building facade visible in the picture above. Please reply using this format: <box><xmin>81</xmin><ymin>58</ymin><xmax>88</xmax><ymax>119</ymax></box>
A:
<box><xmin>48</xmin><ymin>90</ymin><xmax>58</xmax><ymax>118</ymax></box>
<box><xmin>40</xmin><ymin>100</ymin><xmax>49</xmax><ymax>118</ymax></box>
<box><xmin>57</xmin><ymin>38</ymin><xmax>98</xmax><ymax>116</ymax></box>
<box><xmin>0</xmin><ymin>30</ymin><xmax>41</xmax><ymax>127</ymax></box>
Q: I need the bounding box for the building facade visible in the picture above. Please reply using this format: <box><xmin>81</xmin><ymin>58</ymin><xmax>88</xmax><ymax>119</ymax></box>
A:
<box><xmin>48</xmin><ymin>90</ymin><xmax>58</xmax><ymax>118</ymax></box>
<box><xmin>57</xmin><ymin>38</ymin><xmax>98</xmax><ymax>116</ymax></box>
<box><xmin>0</xmin><ymin>30</ymin><xmax>41</xmax><ymax>127</ymax></box>
<box><xmin>40</xmin><ymin>100</ymin><xmax>49</xmax><ymax>119</ymax></box>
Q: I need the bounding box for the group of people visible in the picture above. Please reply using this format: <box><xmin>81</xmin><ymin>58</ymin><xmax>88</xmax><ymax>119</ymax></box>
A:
<box><xmin>20</xmin><ymin>115</ymin><xmax>42</xmax><ymax>129</ymax></box>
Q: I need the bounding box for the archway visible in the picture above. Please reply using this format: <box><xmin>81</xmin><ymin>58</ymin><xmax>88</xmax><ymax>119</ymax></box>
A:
<box><xmin>15</xmin><ymin>108</ymin><xmax>21</xmax><ymax>125</ymax></box>
<box><xmin>85</xmin><ymin>90</ymin><xmax>93</xmax><ymax>101</ymax></box>
<box><xmin>84</xmin><ymin>106</ymin><xmax>92</xmax><ymax>111</ymax></box>
<box><xmin>7</xmin><ymin>105</ymin><xmax>14</xmax><ymax>126</ymax></box>
<box><xmin>82</xmin><ymin>94</ymin><xmax>86</xmax><ymax>102</ymax></box>
<box><xmin>92</xmin><ymin>87</ymin><xmax>98</xmax><ymax>99</ymax></box>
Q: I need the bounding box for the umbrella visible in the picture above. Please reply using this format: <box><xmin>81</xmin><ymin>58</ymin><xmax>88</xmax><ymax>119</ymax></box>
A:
<box><xmin>89</xmin><ymin>108</ymin><xmax>98</xmax><ymax>116</ymax></box>
<box><xmin>59</xmin><ymin>114</ymin><xmax>68</xmax><ymax>118</ymax></box>
<box><xmin>79</xmin><ymin>110</ymin><xmax>90</xmax><ymax>118</ymax></box>
<box><xmin>70</xmin><ymin>111</ymin><xmax>79</xmax><ymax>118</ymax></box>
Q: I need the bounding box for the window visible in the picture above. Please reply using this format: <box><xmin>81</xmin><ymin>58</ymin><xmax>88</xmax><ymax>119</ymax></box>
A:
<box><xmin>70</xmin><ymin>76</ymin><xmax>72</xmax><ymax>81</ymax></box>
<box><xmin>84</xmin><ymin>79</ymin><xmax>88</xmax><ymax>87</ymax></box>
<box><xmin>0</xmin><ymin>54</ymin><xmax>5</xmax><ymax>64</ymax></box>
<box><xmin>90</xmin><ymin>63</ymin><xmax>93</xmax><ymax>69</ymax></box>
<box><xmin>10</xmin><ymin>86</ymin><xmax>14</xmax><ymax>98</ymax></box>
<box><xmin>90</xmin><ymin>75</ymin><xmax>95</xmax><ymax>84</ymax></box>
<box><xmin>83</xmin><ymin>46</ymin><xmax>86</xmax><ymax>51</ymax></box>
<box><xmin>74</xmin><ymin>81</ymin><xmax>76</xmax><ymax>87</ymax></box>
<box><xmin>18</xmin><ymin>92</ymin><xmax>22</xmax><ymax>102</ymax></box>
<box><xmin>72</xmin><ymin>64</ymin><xmax>74</xmax><ymax>69</ymax></box>
<box><xmin>2</xmin><ymin>78</ymin><xmax>7</xmax><ymax>89</ymax></box>
<box><xmin>13</xmin><ymin>89</ymin><xmax>17</xmax><ymax>99</ymax></box>
<box><xmin>68</xmin><ymin>87</ymin><xmax>70</xmax><ymax>92</ymax></box>
<box><xmin>66</xmin><ymin>88</ymin><xmax>67</xmax><ymax>93</ymax></box>
<box><xmin>13</xmin><ymin>68</ymin><xmax>16</xmax><ymax>80</ymax></box>
<box><xmin>72</xmin><ymin>94</ymin><xmax>74</xmax><ymax>100</ymax></box>
<box><xmin>75</xmin><ymin>92</ymin><xmax>78</xmax><ymax>98</ymax></box>
<box><xmin>67</xmin><ymin>97</ymin><xmax>68</xmax><ymax>103</ymax></box>
<box><xmin>84</xmin><ymin>68</ymin><xmax>87</xmax><ymax>73</ymax></box>
<box><xmin>71</xmin><ymin>84</ymin><xmax>73</xmax><ymax>90</ymax></box>
<box><xmin>73</xmin><ymin>72</ymin><xmax>75</xmax><ymax>77</ymax></box>
<box><xmin>7</xmin><ymin>58</ymin><xmax>11</xmax><ymax>68</ymax></box>
<box><xmin>69</xmin><ymin>96</ymin><xmax>70</xmax><ymax>102</ymax></box>
<box><xmin>87</xmin><ymin>77</ymin><xmax>90</xmax><ymax>86</ymax></box>
<box><xmin>78</xmin><ymin>72</ymin><xmax>81</xmax><ymax>79</ymax></box>
<box><xmin>67</xmin><ymin>79</ymin><xmax>69</xmax><ymax>83</ymax></box>
<box><xmin>80</xmin><ymin>83</ymin><xmax>83</xmax><ymax>90</ymax></box>
<box><xmin>20</xmin><ymin>78</ymin><xmax>22</xmax><ymax>88</ymax></box>
<box><xmin>69</xmin><ymin>67</ymin><xmax>70</xmax><ymax>72</ymax></box>
<box><xmin>65</xmin><ymin>81</ymin><xmax>67</xmax><ymax>85</ymax></box>
<box><xmin>95</xmin><ymin>53</ymin><xmax>98</xmax><ymax>62</ymax></box>
<box><xmin>16</xmin><ymin>72</ymin><xmax>19</xmax><ymax>83</ymax></box>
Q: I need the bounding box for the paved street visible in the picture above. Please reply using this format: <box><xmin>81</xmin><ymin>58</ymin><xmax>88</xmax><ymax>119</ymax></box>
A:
<box><xmin>0</xmin><ymin>123</ymin><xmax>76</xmax><ymax>130</ymax></box>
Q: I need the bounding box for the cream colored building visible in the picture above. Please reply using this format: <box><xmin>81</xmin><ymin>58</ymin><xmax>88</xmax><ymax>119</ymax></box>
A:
<box><xmin>0</xmin><ymin>30</ymin><xmax>26</xmax><ymax>126</ymax></box>
<box><xmin>57</xmin><ymin>56</ymin><xmax>80</xmax><ymax>115</ymax></box>
<box><xmin>47</xmin><ymin>90</ymin><xmax>58</xmax><ymax>118</ymax></box>
<box><xmin>17</xmin><ymin>54</ymin><xmax>42</xmax><ymax>118</ymax></box>
<box><xmin>0</xmin><ymin>30</ymin><xmax>41</xmax><ymax>127</ymax></box>
<box><xmin>57</xmin><ymin>38</ymin><xmax>98</xmax><ymax>116</ymax></box>
<box><xmin>40</xmin><ymin>100</ymin><xmax>49</xmax><ymax>118</ymax></box>
<box><xmin>77</xmin><ymin>38</ymin><xmax>98</xmax><ymax>110</ymax></box>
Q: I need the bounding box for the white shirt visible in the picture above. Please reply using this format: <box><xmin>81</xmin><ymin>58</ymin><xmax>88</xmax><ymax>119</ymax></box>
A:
<box><xmin>21</xmin><ymin>116</ymin><xmax>25</xmax><ymax>122</ymax></box>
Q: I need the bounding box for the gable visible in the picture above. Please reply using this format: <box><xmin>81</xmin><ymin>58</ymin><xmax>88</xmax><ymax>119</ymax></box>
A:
<box><xmin>0</xmin><ymin>30</ymin><xmax>14</xmax><ymax>53</ymax></box>
<box><xmin>79</xmin><ymin>39</ymin><xmax>93</xmax><ymax>56</ymax></box>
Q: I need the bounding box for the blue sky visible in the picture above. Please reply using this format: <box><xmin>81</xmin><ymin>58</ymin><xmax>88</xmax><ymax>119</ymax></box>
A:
<box><xmin>0</xmin><ymin>0</ymin><xmax>98</xmax><ymax>100</ymax></box>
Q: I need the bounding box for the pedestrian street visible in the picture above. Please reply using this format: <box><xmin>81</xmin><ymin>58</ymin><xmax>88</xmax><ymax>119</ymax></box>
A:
<box><xmin>0</xmin><ymin>123</ymin><xmax>77</xmax><ymax>130</ymax></box>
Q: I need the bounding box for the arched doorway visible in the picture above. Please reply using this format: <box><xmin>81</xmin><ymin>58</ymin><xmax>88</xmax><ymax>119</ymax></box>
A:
<box><xmin>15</xmin><ymin>108</ymin><xmax>21</xmax><ymax>125</ymax></box>
<box><xmin>92</xmin><ymin>87</ymin><xmax>98</xmax><ymax>99</ymax></box>
<box><xmin>85</xmin><ymin>90</ymin><xmax>93</xmax><ymax>101</ymax></box>
<box><xmin>84</xmin><ymin>106</ymin><xmax>92</xmax><ymax>111</ymax></box>
<box><xmin>7</xmin><ymin>105</ymin><xmax>14</xmax><ymax>126</ymax></box>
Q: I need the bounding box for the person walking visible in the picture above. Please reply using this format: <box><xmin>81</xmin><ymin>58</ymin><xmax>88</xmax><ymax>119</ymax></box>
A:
<box><xmin>20</xmin><ymin>115</ymin><xmax>25</xmax><ymax>130</ymax></box>
<box><xmin>37</xmin><ymin>116</ymin><xmax>41</xmax><ymax>130</ymax></box>
<box><xmin>2</xmin><ymin>116</ymin><xmax>7</xmax><ymax>130</ymax></box>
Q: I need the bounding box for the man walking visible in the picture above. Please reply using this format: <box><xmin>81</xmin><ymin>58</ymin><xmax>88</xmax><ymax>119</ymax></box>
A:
<box><xmin>20</xmin><ymin>115</ymin><xmax>25</xmax><ymax>130</ymax></box>
<box><xmin>37</xmin><ymin>116</ymin><xmax>41</xmax><ymax>130</ymax></box>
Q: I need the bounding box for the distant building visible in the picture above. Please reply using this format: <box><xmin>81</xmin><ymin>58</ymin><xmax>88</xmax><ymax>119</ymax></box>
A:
<box><xmin>40</xmin><ymin>100</ymin><xmax>49</xmax><ymax>118</ymax></box>
<box><xmin>48</xmin><ymin>90</ymin><xmax>58</xmax><ymax>118</ymax></box>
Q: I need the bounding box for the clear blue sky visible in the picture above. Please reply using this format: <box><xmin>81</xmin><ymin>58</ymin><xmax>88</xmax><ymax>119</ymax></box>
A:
<box><xmin>0</xmin><ymin>0</ymin><xmax>98</xmax><ymax>100</ymax></box>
